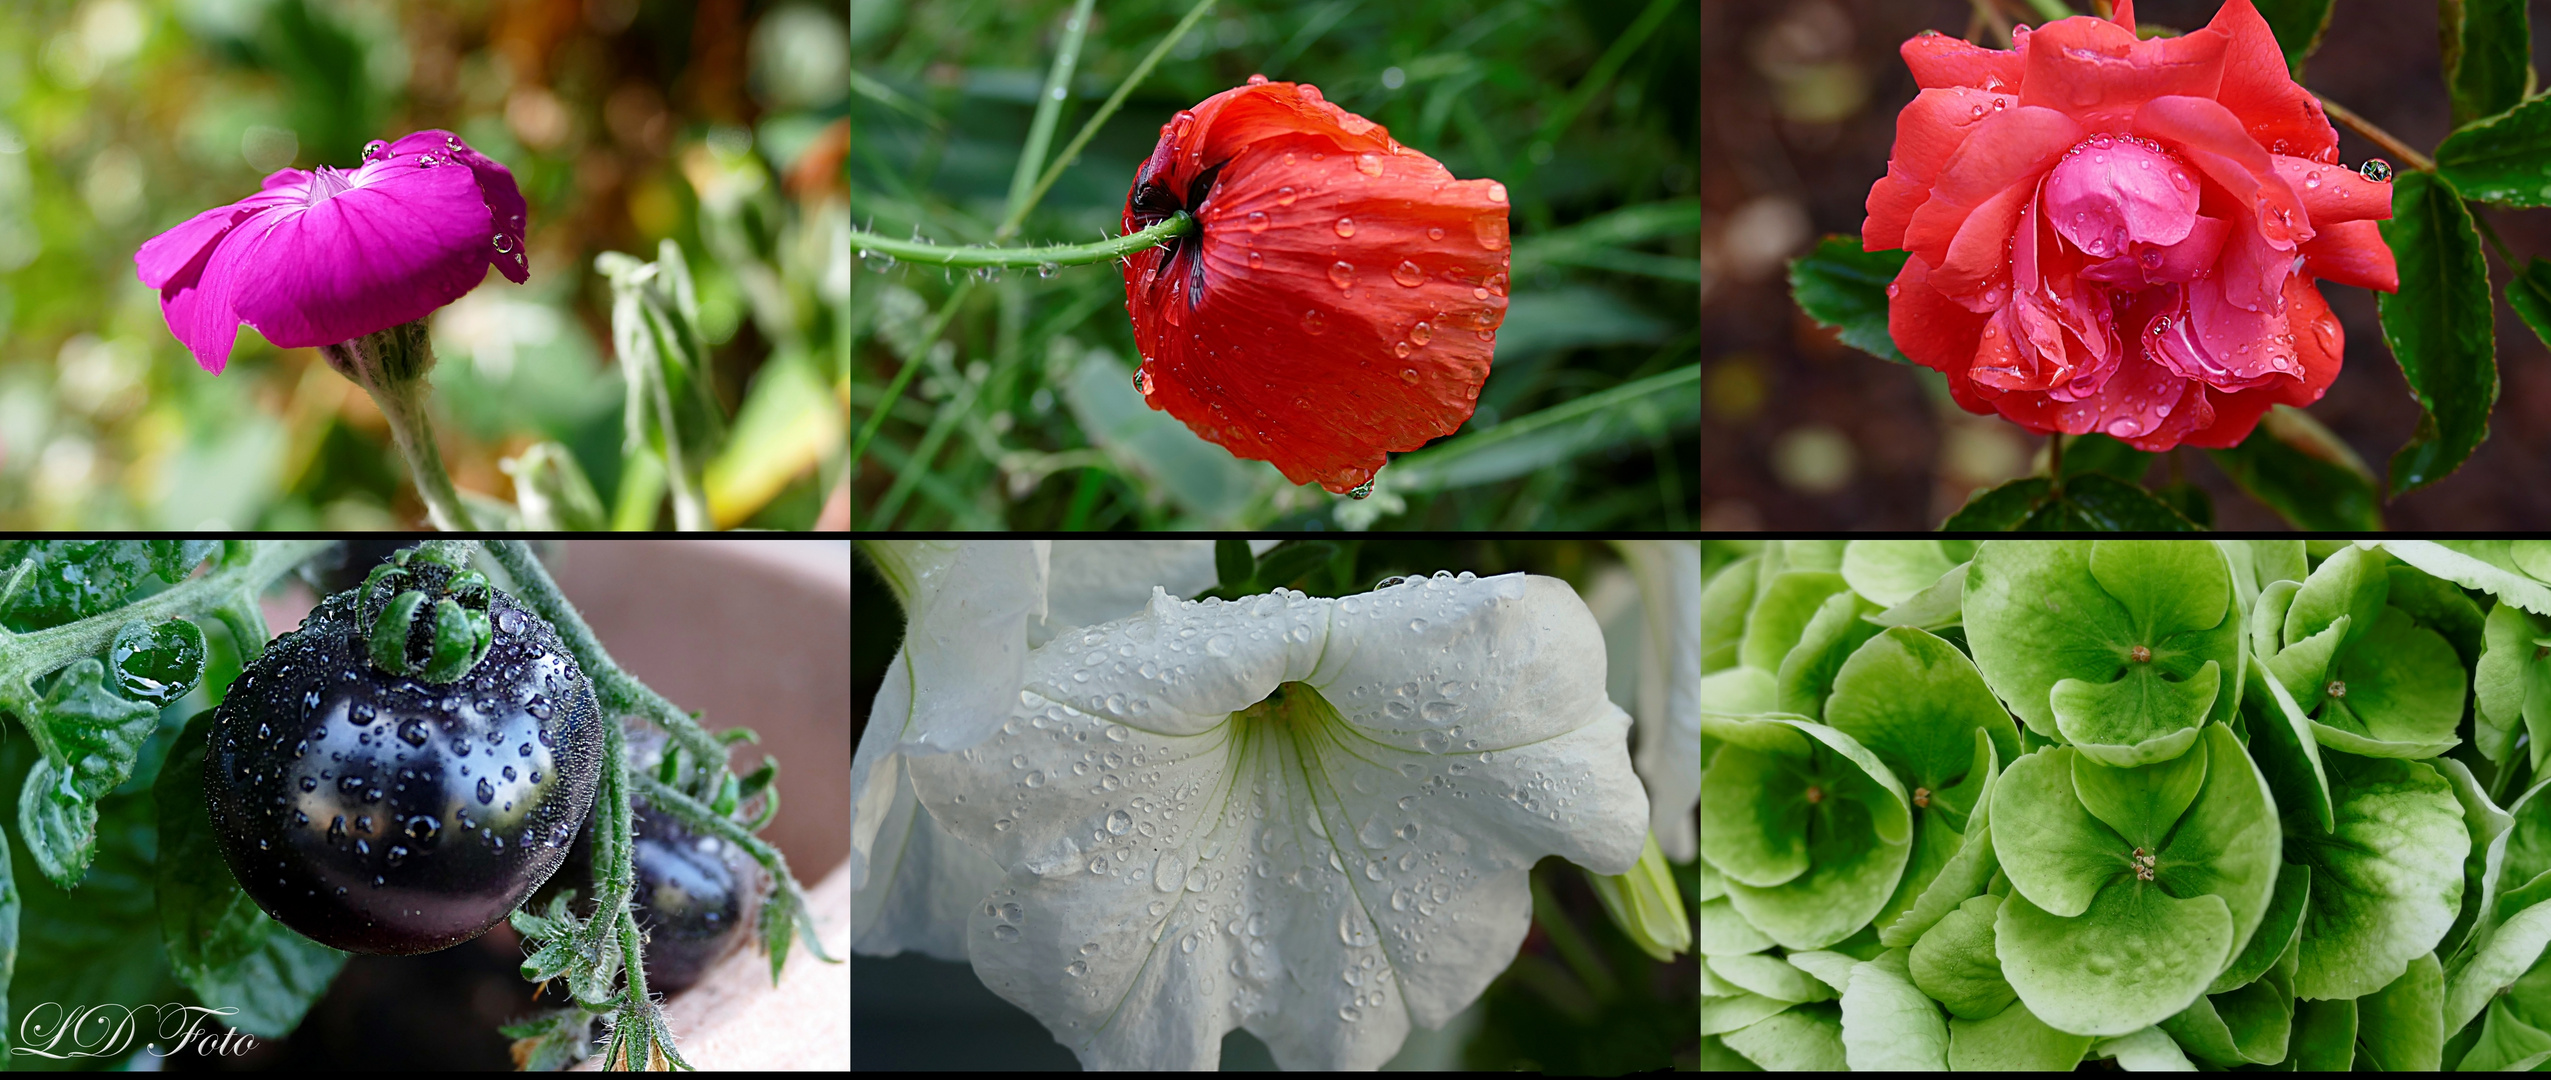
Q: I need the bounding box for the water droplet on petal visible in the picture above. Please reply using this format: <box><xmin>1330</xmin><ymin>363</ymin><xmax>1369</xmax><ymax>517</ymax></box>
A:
<box><xmin>1302</xmin><ymin>309</ymin><xmax>1328</xmax><ymax>334</ymax></box>
<box><xmin>363</xmin><ymin>139</ymin><xmax>388</xmax><ymax>161</ymax></box>
<box><xmin>1067</xmin><ymin>960</ymin><xmax>1088</xmax><ymax>977</ymax></box>
<box><xmin>1247</xmin><ymin>251</ymin><xmax>1263</xmax><ymax>270</ymax></box>
<box><xmin>1392</xmin><ymin>260</ymin><xmax>1424</xmax><ymax>287</ymax></box>
<box><xmin>1246</xmin><ymin>210</ymin><xmax>1269</xmax><ymax>233</ymax></box>
<box><xmin>992</xmin><ymin>924</ymin><xmax>1020</xmax><ymax>942</ymax></box>
<box><xmin>1134</xmin><ymin>368</ymin><xmax>1154</xmax><ymax>396</ymax></box>
<box><xmin>1427</xmin><ymin>227</ymin><xmax>1444</xmax><ymax>241</ymax></box>
<box><xmin>1329</xmin><ymin>260</ymin><xmax>1356</xmax><ymax>289</ymax></box>
<box><xmin>1357</xmin><ymin>152</ymin><xmax>1383</xmax><ymax>177</ymax></box>
<box><xmin>2361</xmin><ymin>158</ymin><xmax>2393</xmax><ymax>182</ymax></box>
<box><xmin>1248</xmin><ymin>73</ymin><xmax>1270</xmax><ymax>85</ymax></box>
<box><xmin>1334</xmin><ymin>217</ymin><xmax>1357</xmax><ymax>238</ymax></box>
<box><xmin>1486</xmin><ymin>181</ymin><xmax>1507</xmax><ymax>203</ymax></box>
<box><xmin>1349</xmin><ymin>477</ymin><xmax>1376</xmax><ymax>499</ymax></box>
<box><xmin>1277</xmin><ymin>186</ymin><xmax>1298</xmax><ymax>206</ymax></box>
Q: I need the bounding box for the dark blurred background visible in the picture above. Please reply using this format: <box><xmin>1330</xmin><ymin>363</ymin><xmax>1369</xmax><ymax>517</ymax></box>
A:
<box><xmin>0</xmin><ymin>0</ymin><xmax>847</xmax><ymax>529</ymax></box>
<box><xmin>1702</xmin><ymin>0</ymin><xmax>2551</xmax><ymax>530</ymax></box>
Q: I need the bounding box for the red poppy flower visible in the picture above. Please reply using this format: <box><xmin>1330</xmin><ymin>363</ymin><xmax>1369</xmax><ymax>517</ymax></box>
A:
<box><xmin>1121</xmin><ymin>75</ymin><xmax>1511</xmax><ymax>495</ymax></box>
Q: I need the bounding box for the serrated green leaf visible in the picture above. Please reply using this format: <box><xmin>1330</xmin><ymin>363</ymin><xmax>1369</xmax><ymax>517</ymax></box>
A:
<box><xmin>2204</xmin><ymin>405</ymin><xmax>2382</xmax><ymax>530</ymax></box>
<box><xmin>1940</xmin><ymin>477</ymin><xmax>2053</xmax><ymax>532</ymax></box>
<box><xmin>2447</xmin><ymin>0</ymin><xmax>2532</xmax><ymax>128</ymax></box>
<box><xmin>2378</xmin><ymin>169</ymin><xmax>2497</xmax><ymax>495</ymax></box>
<box><xmin>1789</xmin><ymin>236</ymin><xmax>1911</xmax><ymax>365</ymax></box>
<box><xmin>2438</xmin><ymin>94</ymin><xmax>2551</xmax><ymax>207</ymax></box>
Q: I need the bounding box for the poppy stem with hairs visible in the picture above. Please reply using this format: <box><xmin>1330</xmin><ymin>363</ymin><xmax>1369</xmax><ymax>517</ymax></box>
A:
<box><xmin>849</xmin><ymin>212</ymin><xmax>1195</xmax><ymax>269</ymax></box>
<box><xmin>319</xmin><ymin>320</ymin><xmax>478</xmax><ymax>531</ymax></box>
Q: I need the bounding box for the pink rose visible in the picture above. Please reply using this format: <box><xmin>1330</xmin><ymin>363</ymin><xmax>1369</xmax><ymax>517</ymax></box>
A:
<box><xmin>1863</xmin><ymin>0</ymin><xmax>2398</xmax><ymax>451</ymax></box>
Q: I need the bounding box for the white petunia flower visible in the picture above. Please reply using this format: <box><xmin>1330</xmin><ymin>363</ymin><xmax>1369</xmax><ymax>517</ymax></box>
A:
<box><xmin>907</xmin><ymin>571</ymin><xmax>1648</xmax><ymax>1069</ymax></box>
<box><xmin>1611</xmin><ymin>540</ymin><xmax>1701</xmax><ymax>861</ymax></box>
<box><xmin>856</xmin><ymin>539</ymin><xmax>1279</xmax><ymax>959</ymax></box>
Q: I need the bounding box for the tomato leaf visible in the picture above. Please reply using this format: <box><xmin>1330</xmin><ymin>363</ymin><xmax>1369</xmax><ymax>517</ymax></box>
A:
<box><xmin>2377</xmin><ymin>169</ymin><xmax>2497</xmax><ymax>495</ymax></box>
<box><xmin>1790</xmin><ymin>236</ymin><xmax>1911</xmax><ymax>365</ymax></box>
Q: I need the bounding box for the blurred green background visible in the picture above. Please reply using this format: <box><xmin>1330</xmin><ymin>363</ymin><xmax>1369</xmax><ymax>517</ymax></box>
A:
<box><xmin>0</xmin><ymin>0</ymin><xmax>848</xmax><ymax>529</ymax></box>
<box><xmin>848</xmin><ymin>0</ymin><xmax>1700</xmax><ymax>529</ymax></box>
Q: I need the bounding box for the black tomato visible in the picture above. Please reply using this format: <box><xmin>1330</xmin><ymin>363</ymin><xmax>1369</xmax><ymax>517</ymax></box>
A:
<box><xmin>535</xmin><ymin>775</ymin><xmax>763</xmax><ymax>993</ymax></box>
<box><xmin>204</xmin><ymin>554</ymin><xmax>605</xmax><ymax>955</ymax></box>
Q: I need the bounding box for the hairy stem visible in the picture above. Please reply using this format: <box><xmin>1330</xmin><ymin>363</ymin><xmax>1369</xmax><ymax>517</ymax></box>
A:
<box><xmin>849</xmin><ymin>212</ymin><xmax>1194</xmax><ymax>269</ymax></box>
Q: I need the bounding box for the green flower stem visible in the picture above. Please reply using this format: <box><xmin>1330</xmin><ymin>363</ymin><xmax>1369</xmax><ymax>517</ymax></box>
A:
<box><xmin>998</xmin><ymin>0</ymin><xmax>1220</xmax><ymax>241</ymax></box>
<box><xmin>1531</xmin><ymin>870</ymin><xmax>1619</xmax><ymax>1001</ymax></box>
<box><xmin>850</xmin><ymin>212</ymin><xmax>1194</xmax><ymax>269</ymax></box>
<box><xmin>850</xmin><ymin>0</ymin><xmax>1222</xmax><ymax>485</ymax></box>
<box><xmin>320</xmin><ymin>324</ymin><xmax>478</xmax><ymax>532</ymax></box>
<box><xmin>482</xmin><ymin>541</ymin><xmax>728</xmax><ymax>798</ymax></box>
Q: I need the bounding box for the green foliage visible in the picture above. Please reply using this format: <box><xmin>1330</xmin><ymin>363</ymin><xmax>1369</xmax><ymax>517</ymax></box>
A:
<box><xmin>1700</xmin><ymin>538</ymin><xmax>2551</xmax><ymax>1071</ymax></box>
<box><xmin>2378</xmin><ymin>168</ymin><xmax>2499</xmax><ymax>496</ymax></box>
<box><xmin>2253</xmin><ymin>0</ymin><xmax>2335</xmax><ymax>78</ymax></box>
<box><xmin>2444</xmin><ymin>0</ymin><xmax>2533</xmax><ymax>129</ymax></box>
<box><xmin>2204</xmin><ymin>405</ymin><xmax>2384</xmax><ymax>531</ymax></box>
<box><xmin>1787</xmin><ymin>237</ymin><xmax>1909</xmax><ymax>366</ymax></box>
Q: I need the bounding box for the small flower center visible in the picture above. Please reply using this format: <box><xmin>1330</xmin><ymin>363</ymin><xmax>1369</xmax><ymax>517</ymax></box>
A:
<box><xmin>302</xmin><ymin>165</ymin><xmax>358</xmax><ymax>206</ymax></box>
<box><xmin>2326</xmin><ymin>680</ymin><xmax>2347</xmax><ymax>699</ymax></box>
<box><xmin>1912</xmin><ymin>787</ymin><xmax>1930</xmax><ymax>809</ymax></box>
<box><xmin>2129</xmin><ymin>644</ymin><xmax>2152</xmax><ymax>664</ymax></box>
<box><xmin>2130</xmin><ymin>846</ymin><xmax>2158</xmax><ymax>881</ymax></box>
<box><xmin>1804</xmin><ymin>785</ymin><xmax>1824</xmax><ymax>805</ymax></box>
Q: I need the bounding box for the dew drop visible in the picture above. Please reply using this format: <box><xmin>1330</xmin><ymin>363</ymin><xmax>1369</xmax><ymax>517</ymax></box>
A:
<box><xmin>2361</xmin><ymin>158</ymin><xmax>2393</xmax><ymax>182</ymax></box>
<box><xmin>1106</xmin><ymin>810</ymin><xmax>1132</xmax><ymax>835</ymax></box>
<box><xmin>1391</xmin><ymin>260</ymin><xmax>1425</xmax><ymax>287</ymax></box>
<box><xmin>1427</xmin><ymin>226</ymin><xmax>1445</xmax><ymax>241</ymax></box>
<box><xmin>1334</xmin><ymin>217</ymin><xmax>1357</xmax><ymax>238</ymax></box>
<box><xmin>1038</xmin><ymin>261</ymin><xmax>1059</xmax><ymax>279</ymax></box>
<box><xmin>1246</xmin><ymin>210</ymin><xmax>1269</xmax><ymax>233</ymax></box>
<box><xmin>1248</xmin><ymin>73</ymin><xmax>1270</xmax><ymax>85</ymax></box>
<box><xmin>1486</xmin><ymin>181</ymin><xmax>1507</xmax><ymax>203</ymax></box>
<box><xmin>1026</xmin><ymin>770</ymin><xmax>1048</xmax><ymax>788</ymax></box>
<box><xmin>1302</xmin><ymin>309</ymin><xmax>1328</xmax><ymax>334</ymax></box>
<box><xmin>995</xmin><ymin>817</ymin><xmax>1014</xmax><ymax>831</ymax></box>
<box><xmin>1067</xmin><ymin>961</ymin><xmax>1089</xmax><ymax>978</ymax></box>
<box><xmin>1357</xmin><ymin>152</ymin><xmax>1383</xmax><ymax>177</ymax></box>
<box><xmin>1340</xmin><ymin>1005</ymin><xmax>1363</xmax><ymax>1022</ymax></box>
<box><xmin>1349</xmin><ymin>477</ymin><xmax>1377</xmax><ymax>499</ymax></box>
<box><xmin>1248</xmin><ymin>251</ymin><xmax>1263</xmax><ymax>270</ymax></box>
<box><xmin>492</xmin><ymin>234</ymin><xmax>514</xmax><ymax>253</ymax></box>
<box><xmin>992</xmin><ymin>925</ymin><xmax>1019</xmax><ymax>942</ymax></box>
<box><xmin>1277</xmin><ymin>186</ymin><xmax>1298</xmax><ymax>206</ymax></box>
<box><xmin>363</xmin><ymin>139</ymin><xmax>387</xmax><ymax>161</ymax></box>
<box><xmin>1329</xmin><ymin>260</ymin><xmax>1356</xmax><ymax>289</ymax></box>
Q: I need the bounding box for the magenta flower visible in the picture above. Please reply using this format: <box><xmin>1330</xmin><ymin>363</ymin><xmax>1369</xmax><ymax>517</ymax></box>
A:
<box><xmin>134</xmin><ymin>130</ymin><xmax>529</xmax><ymax>374</ymax></box>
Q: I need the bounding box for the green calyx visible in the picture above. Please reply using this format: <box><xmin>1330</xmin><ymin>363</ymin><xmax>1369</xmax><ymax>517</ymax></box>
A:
<box><xmin>357</xmin><ymin>547</ymin><xmax>497</xmax><ymax>684</ymax></box>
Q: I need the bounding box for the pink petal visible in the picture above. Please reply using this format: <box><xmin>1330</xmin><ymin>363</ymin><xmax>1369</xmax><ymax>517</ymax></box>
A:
<box><xmin>1902</xmin><ymin>105</ymin><xmax>2081</xmax><ymax>273</ymax></box>
<box><xmin>133</xmin><ymin>183</ymin><xmax>306</xmax><ymax>290</ymax></box>
<box><xmin>157</xmin><ymin>210</ymin><xmax>273</xmax><ymax>374</ymax></box>
<box><xmin>1886</xmin><ymin>254</ymin><xmax>1991</xmax><ymax>388</ymax></box>
<box><xmin>383</xmin><ymin>130</ymin><xmax>530</xmax><ymax>283</ymax></box>
<box><xmin>2152</xmin><ymin>274</ymin><xmax>2300</xmax><ymax>390</ymax></box>
<box><xmin>2205</xmin><ymin>0</ymin><xmax>2339</xmax><ymax>166</ymax></box>
<box><xmin>2270</xmin><ymin>153</ymin><xmax>2393</xmax><ymax>226</ymax></box>
<box><xmin>226</xmin><ymin>159</ymin><xmax>499</xmax><ymax>349</ymax></box>
<box><xmin>1864</xmin><ymin>87</ymin><xmax>2018</xmax><ymax>249</ymax></box>
<box><xmin>2020</xmin><ymin>14</ymin><xmax>2228</xmax><ymax>131</ymax></box>
<box><xmin>1900</xmin><ymin>32</ymin><xmax>2024</xmax><ymax>92</ymax></box>
<box><xmin>2300</xmin><ymin>219</ymin><xmax>2398</xmax><ymax>293</ymax></box>
<box><xmin>2043</xmin><ymin>135</ymin><xmax>2201</xmax><ymax>257</ymax></box>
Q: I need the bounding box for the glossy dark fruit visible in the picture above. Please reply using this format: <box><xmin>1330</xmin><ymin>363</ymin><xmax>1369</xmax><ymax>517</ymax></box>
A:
<box><xmin>540</xmin><ymin>799</ymin><xmax>763</xmax><ymax>994</ymax></box>
<box><xmin>204</xmin><ymin>556</ymin><xmax>605</xmax><ymax>955</ymax></box>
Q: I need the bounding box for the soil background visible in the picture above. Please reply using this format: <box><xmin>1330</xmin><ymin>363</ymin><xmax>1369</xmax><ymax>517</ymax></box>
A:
<box><xmin>1701</xmin><ymin>0</ymin><xmax>2551</xmax><ymax>530</ymax></box>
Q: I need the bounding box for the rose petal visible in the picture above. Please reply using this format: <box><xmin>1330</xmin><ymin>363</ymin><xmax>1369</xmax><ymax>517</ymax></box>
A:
<box><xmin>2207</xmin><ymin>0</ymin><xmax>2340</xmax><ymax>165</ymax></box>
<box><xmin>2021</xmin><ymin>14</ymin><xmax>2229</xmax><ymax>130</ymax></box>
<box><xmin>2299</xmin><ymin>219</ymin><xmax>2399</xmax><ymax>293</ymax></box>
<box><xmin>1934</xmin><ymin>180</ymin><xmax>2035</xmax><ymax>303</ymax></box>
<box><xmin>2271</xmin><ymin>153</ymin><xmax>2394</xmax><ymax>227</ymax></box>
<box><xmin>1903</xmin><ymin>105</ymin><xmax>2082</xmax><ymax>273</ymax></box>
<box><xmin>2045</xmin><ymin>137</ymin><xmax>2201</xmax><ymax>256</ymax></box>
<box><xmin>2268</xmin><ymin>274</ymin><xmax>2345</xmax><ymax>407</ymax></box>
<box><xmin>225</xmin><ymin>158</ymin><xmax>502</xmax><ymax>348</ymax></box>
<box><xmin>1864</xmin><ymin>87</ymin><xmax>2019</xmax><ymax>249</ymax></box>
<box><xmin>1900</xmin><ymin>30</ymin><xmax>2025</xmax><ymax>91</ymax></box>
<box><xmin>1886</xmin><ymin>254</ymin><xmax>1991</xmax><ymax>384</ymax></box>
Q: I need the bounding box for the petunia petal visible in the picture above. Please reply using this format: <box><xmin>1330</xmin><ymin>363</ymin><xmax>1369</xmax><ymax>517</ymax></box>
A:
<box><xmin>850</xmin><ymin>686</ymin><xmax>1009</xmax><ymax>961</ymax></box>
<box><xmin>1034</xmin><ymin>539</ymin><xmax>1281</xmax><ymax>649</ymax></box>
<box><xmin>1615</xmin><ymin>540</ymin><xmax>1702</xmax><ymax>863</ymax></box>
<box><xmin>910</xmin><ymin>573</ymin><xmax>1647</xmax><ymax>1070</ymax></box>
